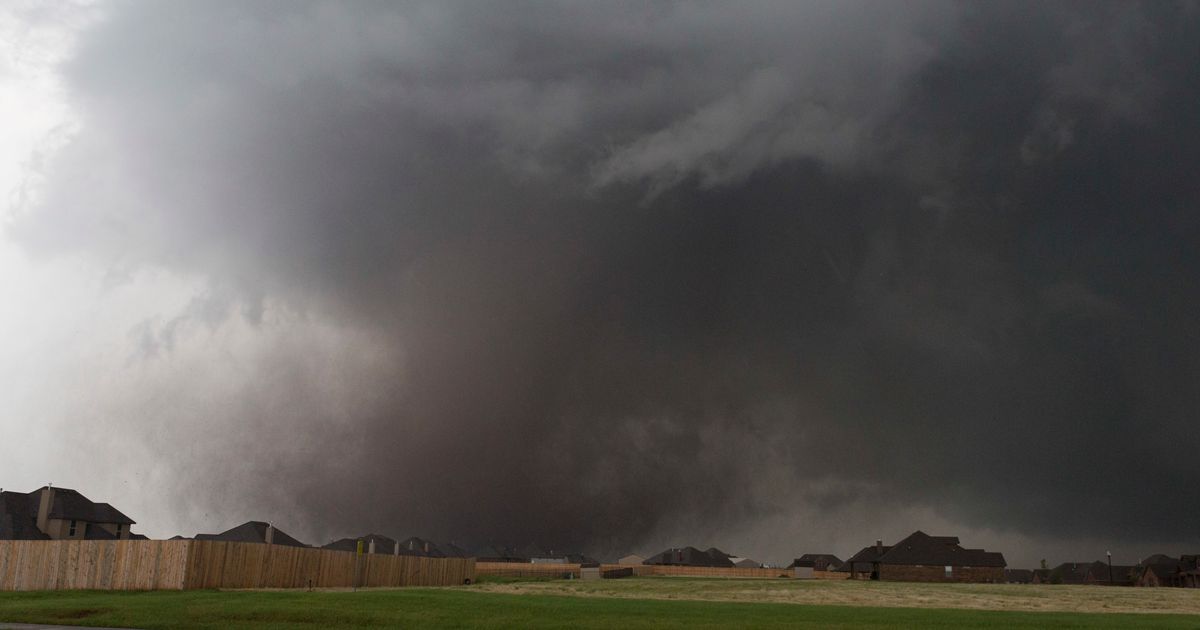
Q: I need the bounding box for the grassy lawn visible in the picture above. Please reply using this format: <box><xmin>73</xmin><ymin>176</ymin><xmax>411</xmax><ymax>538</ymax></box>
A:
<box><xmin>0</xmin><ymin>584</ymin><xmax>1198</xmax><ymax>629</ymax></box>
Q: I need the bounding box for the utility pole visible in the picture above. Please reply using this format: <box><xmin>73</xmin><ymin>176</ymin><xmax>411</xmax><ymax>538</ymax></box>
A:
<box><xmin>1107</xmin><ymin>551</ymin><xmax>1113</xmax><ymax>584</ymax></box>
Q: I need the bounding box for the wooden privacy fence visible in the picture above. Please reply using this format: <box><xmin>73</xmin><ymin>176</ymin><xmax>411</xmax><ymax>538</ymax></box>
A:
<box><xmin>0</xmin><ymin>540</ymin><xmax>475</xmax><ymax>591</ymax></box>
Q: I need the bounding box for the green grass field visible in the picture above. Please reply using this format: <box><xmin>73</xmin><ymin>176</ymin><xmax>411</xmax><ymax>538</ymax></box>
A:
<box><xmin>1</xmin><ymin>578</ymin><xmax>1198</xmax><ymax>629</ymax></box>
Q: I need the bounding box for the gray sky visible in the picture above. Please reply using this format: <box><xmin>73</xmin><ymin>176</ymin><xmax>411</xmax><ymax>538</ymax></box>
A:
<box><xmin>2</xmin><ymin>0</ymin><xmax>1198</xmax><ymax>567</ymax></box>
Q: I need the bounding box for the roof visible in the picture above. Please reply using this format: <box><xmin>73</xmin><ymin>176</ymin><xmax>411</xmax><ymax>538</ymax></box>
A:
<box><xmin>37</xmin><ymin>487</ymin><xmax>135</xmax><ymax>525</ymax></box>
<box><xmin>1141</xmin><ymin>554</ymin><xmax>1177</xmax><ymax>566</ymax></box>
<box><xmin>845</xmin><ymin>545</ymin><xmax>892</xmax><ymax>566</ymax></box>
<box><xmin>322</xmin><ymin>534</ymin><xmax>401</xmax><ymax>554</ymax></box>
<box><xmin>644</xmin><ymin>546</ymin><xmax>735</xmax><ymax>567</ymax></box>
<box><xmin>1004</xmin><ymin>569</ymin><xmax>1034</xmax><ymax>583</ymax></box>
<box><xmin>1141</xmin><ymin>562</ymin><xmax>1181</xmax><ymax>580</ymax></box>
<box><xmin>845</xmin><ymin>532</ymin><xmax>1005</xmax><ymax>568</ymax></box>
<box><xmin>1085</xmin><ymin>562</ymin><xmax>1136</xmax><ymax>583</ymax></box>
<box><xmin>1048</xmin><ymin>562</ymin><xmax>1092</xmax><ymax>584</ymax></box>
<box><xmin>796</xmin><ymin>554</ymin><xmax>843</xmax><ymax>569</ymax></box>
<box><xmin>877</xmin><ymin>532</ymin><xmax>1006</xmax><ymax>567</ymax></box>
<box><xmin>0</xmin><ymin>491</ymin><xmax>49</xmax><ymax>540</ymax></box>
<box><xmin>194</xmin><ymin>521</ymin><xmax>307</xmax><ymax>547</ymax></box>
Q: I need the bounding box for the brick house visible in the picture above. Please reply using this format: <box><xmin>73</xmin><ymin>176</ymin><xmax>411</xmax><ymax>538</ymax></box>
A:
<box><xmin>844</xmin><ymin>531</ymin><xmax>1006</xmax><ymax>582</ymax></box>
<box><xmin>0</xmin><ymin>486</ymin><xmax>139</xmax><ymax>541</ymax></box>
<box><xmin>1136</xmin><ymin>555</ymin><xmax>1200</xmax><ymax>588</ymax></box>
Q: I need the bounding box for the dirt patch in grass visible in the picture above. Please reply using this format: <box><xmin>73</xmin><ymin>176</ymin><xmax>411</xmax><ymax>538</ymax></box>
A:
<box><xmin>472</xmin><ymin>577</ymin><xmax>1200</xmax><ymax>615</ymax></box>
<box><xmin>46</xmin><ymin>607</ymin><xmax>109</xmax><ymax>619</ymax></box>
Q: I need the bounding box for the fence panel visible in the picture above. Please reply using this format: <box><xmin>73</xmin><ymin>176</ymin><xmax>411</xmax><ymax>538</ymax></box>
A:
<box><xmin>0</xmin><ymin>540</ymin><xmax>474</xmax><ymax>591</ymax></box>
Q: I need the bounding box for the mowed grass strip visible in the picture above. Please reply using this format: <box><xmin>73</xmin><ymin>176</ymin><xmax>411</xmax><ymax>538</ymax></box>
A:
<box><xmin>1</xmin><ymin>588</ymin><xmax>1198</xmax><ymax>629</ymax></box>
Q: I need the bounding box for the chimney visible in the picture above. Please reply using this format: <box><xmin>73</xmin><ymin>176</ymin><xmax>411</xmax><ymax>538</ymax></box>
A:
<box><xmin>265</xmin><ymin>523</ymin><xmax>275</xmax><ymax>545</ymax></box>
<box><xmin>368</xmin><ymin>538</ymin><xmax>376</xmax><ymax>555</ymax></box>
<box><xmin>36</xmin><ymin>485</ymin><xmax>55</xmax><ymax>535</ymax></box>
<box><xmin>875</xmin><ymin>540</ymin><xmax>883</xmax><ymax>555</ymax></box>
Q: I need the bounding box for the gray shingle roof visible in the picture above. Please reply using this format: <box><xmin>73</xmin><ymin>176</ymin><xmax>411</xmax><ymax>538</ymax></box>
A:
<box><xmin>41</xmin><ymin>488</ymin><xmax>135</xmax><ymax>525</ymax></box>
<box><xmin>644</xmin><ymin>546</ymin><xmax>735</xmax><ymax>567</ymax></box>
<box><xmin>846</xmin><ymin>531</ymin><xmax>1005</xmax><ymax>569</ymax></box>
<box><xmin>194</xmin><ymin>521</ymin><xmax>307</xmax><ymax>547</ymax></box>
<box><xmin>322</xmin><ymin>534</ymin><xmax>401</xmax><ymax>554</ymax></box>
<box><xmin>0</xmin><ymin>491</ymin><xmax>49</xmax><ymax>540</ymax></box>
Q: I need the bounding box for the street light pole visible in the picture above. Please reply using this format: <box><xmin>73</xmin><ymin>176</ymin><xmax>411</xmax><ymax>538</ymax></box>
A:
<box><xmin>1107</xmin><ymin>551</ymin><xmax>1113</xmax><ymax>584</ymax></box>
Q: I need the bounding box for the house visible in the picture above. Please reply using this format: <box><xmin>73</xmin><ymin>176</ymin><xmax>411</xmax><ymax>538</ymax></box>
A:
<box><xmin>844</xmin><ymin>531</ymin><xmax>1006</xmax><ymax>582</ymax></box>
<box><xmin>728</xmin><ymin>557</ymin><xmax>761</xmax><ymax>568</ymax></box>
<box><xmin>1044</xmin><ymin>562</ymin><xmax>1091</xmax><ymax>584</ymax></box>
<box><xmin>789</xmin><ymin>554</ymin><xmax>842</xmax><ymax>572</ymax></box>
<box><xmin>322</xmin><ymin>533</ymin><xmax>403</xmax><ymax>555</ymax></box>
<box><xmin>843</xmin><ymin>541</ymin><xmax>890</xmax><ymax>578</ymax></box>
<box><xmin>0</xmin><ymin>486</ymin><xmax>137</xmax><ymax>541</ymax></box>
<box><xmin>790</xmin><ymin>559</ymin><xmax>815</xmax><ymax>579</ymax></box>
<box><xmin>644</xmin><ymin>546</ymin><xmax>735</xmax><ymax>568</ymax></box>
<box><xmin>194</xmin><ymin>521</ymin><xmax>307</xmax><ymax>547</ymax></box>
<box><xmin>513</xmin><ymin>543</ymin><xmax>597</xmax><ymax>565</ymax></box>
<box><xmin>1137</xmin><ymin>555</ymin><xmax>1200</xmax><ymax>588</ymax></box>
<box><xmin>1137</xmin><ymin>562</ymin><xmax>1183</xmax><ymax>587</ymax></box>
<box><xmin>1004</xmin><ymin>569</ymin><xmax>1034</xmax><ymax>583</ymax></box>
<box><xmin>398</xmin><ymin>537</ymin><xmax>454</xmax><ymax>557</ymax></box>
<box><xmin>1083</xmin><ymin>561</ymin><xmax>1136</xmax><ymax>586</ymax></box>
<box><xmin>617</xmin><ymin>554</ymin><xmax>645</xmax><ymax>565</ymax></box>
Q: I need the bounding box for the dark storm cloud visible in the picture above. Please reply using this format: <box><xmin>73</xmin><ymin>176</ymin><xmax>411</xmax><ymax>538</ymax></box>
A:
<box><xmin>13</xmin><ymin>0</ymin><xmax>1200</xmax><ymax>558</ymax></box>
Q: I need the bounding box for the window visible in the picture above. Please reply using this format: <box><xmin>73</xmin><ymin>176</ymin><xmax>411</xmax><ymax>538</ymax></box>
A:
<box><xmin>68</xmin><ymin>520</ymin><xmax>77</xmax><ymax>536</ymax></box>
<box><xmin>944</xmin><ymin>566</ymin><xmax>953</xmax><ymax>578</ymax></box>
<box><xmin>116</xmin><ymin>524</ymin><xmax>123</xmax><ymax>536</ymax></box>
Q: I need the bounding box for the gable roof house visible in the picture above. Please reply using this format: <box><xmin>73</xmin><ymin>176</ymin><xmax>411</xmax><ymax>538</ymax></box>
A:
<box><xmin>1137</xmin><ymin>561</ymin><xmax>1184</xmax><ymax>588</ymax></box>
<box><xmin>644</xmin><ymin>546</ymin><xmax>735</xmax><ymax>568</ymax></box>
<box><xmin>1045</xmin><ymin>562</ymin><xmax>1091</xmax><ymax>584</ymax></box>
<box><xmin>322</xmin><ymin>534</ymin><xmax>402</xmax><ymax>555</ymax></box>
<box><xmin>398</xmin><ymin>536</ymin><xmax>444</xmax><ymax>557</ymax></box>
<box><xmin>1004</xmin><ymin>569</ymin><xmax>1034</xmax><ymax>583</ymax></box>
<box><xmin>1137</xmin><ymin>555</ymin><xmax>1200</xmax><ymax>588</ymax></box>
<box><xmin>844</xmin><ymin>531</ymin><xmax>1006</xmax><ymax>582</ymax></box>
<box><xmin>194</xmin><ymin>521</ymin><xmax>307</xmax><ymax>547</ymax></box>
<box><xmin>1083</xmin><ymin>561</ymin><xmax>1136</xmax><ymax>586</ymax></box>
<box><xmin>0</xmin><ymin>486</ymin><xmax>138</xmax><ymax>541</ymax></box>
<box><xmin>789</xmin><ymin>554</ymin><xmax>843</xmax><ymax>572</ymax></box>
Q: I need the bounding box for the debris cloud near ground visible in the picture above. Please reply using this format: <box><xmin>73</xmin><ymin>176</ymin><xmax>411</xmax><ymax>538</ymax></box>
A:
<box><xmin>5</xmin><ymin>1</ymin><xmax>1200</xmax><ymax>566</ymax></box>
